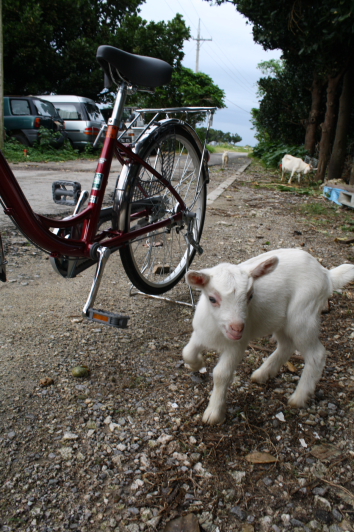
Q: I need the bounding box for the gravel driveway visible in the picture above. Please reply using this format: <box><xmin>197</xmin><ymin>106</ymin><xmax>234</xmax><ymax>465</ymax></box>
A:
<box><xmin>1</xmin><ymin>160</ymin><xmax>354</xmax><ymax>532</ymax></box>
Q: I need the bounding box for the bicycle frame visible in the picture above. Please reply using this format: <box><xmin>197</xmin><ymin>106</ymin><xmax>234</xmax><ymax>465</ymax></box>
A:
<box><xmin>0</xmin><ymin>88</ymin><xmax>215</xmax><ymax>261</ymax></box>
<box><xmin>0</xmin><ymin>80</ymin><xmax>216</xmax><ymax>324</ymax></box>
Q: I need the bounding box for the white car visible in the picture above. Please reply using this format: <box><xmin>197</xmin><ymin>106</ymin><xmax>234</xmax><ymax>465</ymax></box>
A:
<box><xmin>36</xmin><ymin>95</ymin><xmax>106</xmax><ymax>150</ymax></box>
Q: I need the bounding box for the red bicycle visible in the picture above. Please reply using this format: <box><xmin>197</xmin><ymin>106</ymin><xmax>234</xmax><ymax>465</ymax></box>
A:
<box><xmin>0</xmin><ymin>45</ymin><xmax>215</xmax><ymax>327</ymax></box>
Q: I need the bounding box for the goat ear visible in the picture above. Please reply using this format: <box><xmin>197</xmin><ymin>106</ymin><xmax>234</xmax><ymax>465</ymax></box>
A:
<box><xmin>185</xmin><ymin>270</ymin><xmax>210</xmax><ymax>288</ymax></box>
<box><xmin>250</xmin><ymin>256</ymin><xmax>279</xmax><ymax>280</ymax></box>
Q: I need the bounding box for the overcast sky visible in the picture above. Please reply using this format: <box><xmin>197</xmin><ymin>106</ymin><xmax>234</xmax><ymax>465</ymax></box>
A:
<box><xmin>139</xmin><ymin>0</ymin><xmax>282</xmax><ymax>146</ymax></box>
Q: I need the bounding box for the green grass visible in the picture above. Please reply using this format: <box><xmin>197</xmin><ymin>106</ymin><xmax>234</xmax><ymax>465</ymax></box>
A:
<box><xmin>207</xmin><ymin>143</ymin><xmax>253</xmax><ymax>153</ymax></box>
<box><xmin>3</xmin><ymin>135</ymin><xmax>99</xmax><ymax>163</ymax></box>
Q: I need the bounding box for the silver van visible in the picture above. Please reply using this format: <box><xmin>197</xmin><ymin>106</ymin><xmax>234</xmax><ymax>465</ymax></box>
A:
<box><xmin>36</xmin><ymin>95</ymin><xmax>105</xmax><ymax>150</ymax></box>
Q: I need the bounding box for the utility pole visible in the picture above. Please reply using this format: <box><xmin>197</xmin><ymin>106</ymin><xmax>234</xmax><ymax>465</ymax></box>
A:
<box><xmin>192</xmin><ymin>19</ymin><xmax>212</xmax><ymax>73</ymax></box>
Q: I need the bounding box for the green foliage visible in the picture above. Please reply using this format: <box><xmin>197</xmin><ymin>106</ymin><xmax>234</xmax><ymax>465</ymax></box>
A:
<box><xmin>196</xmin><ymin>127</ymin><xmax>241</xmax><ymax>144</ymax></box>
<box><xmin>252</xmin><ymin>59</ymin><xmax>315</xmax><ymax>146</ymax></box>
<box><xmin>3</xmin><ymin>136</ymin><xmax>92</xmax><ymax>163</ymax></box>
<box><xmin>3</xmin><ymin>1</ymin><xmax>189</xmax><ymax>101</ymax></box>
<box><xmin>131</xmin><ymin>67</ymin><xmax>225</xmax><ymax>120</ymax></box>
<box><xmin>253</xmin><ymin>139</ymin><xmax>309</xmax><ymax>168</ymax></box>
<box><xmin>35</xmin><ymin>126</ymin><xmax>62</xmax><ymax>150</ymax></box>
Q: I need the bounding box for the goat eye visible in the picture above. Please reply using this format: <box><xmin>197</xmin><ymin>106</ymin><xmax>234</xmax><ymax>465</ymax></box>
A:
<box><xmin>209</xmin><ymin>296</ymin><xmax>217</xmax><ymax>304</ymax></box>
<box><xmin>248</xmin><ymin>293</ymin><xmax>253</xmax><ymax>301</ymax></box>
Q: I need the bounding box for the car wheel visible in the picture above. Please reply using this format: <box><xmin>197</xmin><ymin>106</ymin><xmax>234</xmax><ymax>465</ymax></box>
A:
<box><xmin>12</xmin><ymin>132</ymin><xmax>31</xmax><ymax>147</ymax></box>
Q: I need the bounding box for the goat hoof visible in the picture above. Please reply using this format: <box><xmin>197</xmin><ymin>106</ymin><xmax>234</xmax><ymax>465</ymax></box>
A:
<box><xmin>183</xmin><ymin>354</ymin><xmax>205</xmax><ymax>372</ymax></box>
<box><xmin>202</xmin><ymin>405</ymin><xmax>226</xmax><ymax>425</ymax></box>
<box><xmin>250</xmin><ymin>369</ymin><xmax>268</xmax><ymax>384</ymax></box>
<box><xmin>288</xmin><ymin>393</ymin><xmax>307</xmax><ymax>409</ymax></box>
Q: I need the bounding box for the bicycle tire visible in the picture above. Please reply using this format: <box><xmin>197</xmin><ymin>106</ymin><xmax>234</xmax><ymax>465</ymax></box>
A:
<box><xmin>118</xmin><ymin>121</ymin><xmax>207</xmax><ymax>295</ymax></box>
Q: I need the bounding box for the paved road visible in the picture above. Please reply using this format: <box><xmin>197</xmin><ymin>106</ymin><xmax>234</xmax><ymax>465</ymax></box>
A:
<box><xmin>0</xmin><ymin>153</ymin><xmax>249</xmax><ymax>228</ymax></box>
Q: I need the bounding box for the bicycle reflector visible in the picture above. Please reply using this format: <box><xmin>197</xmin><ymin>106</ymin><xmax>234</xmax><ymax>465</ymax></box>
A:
<box><xmin>87</xmin><ymin>308</ymin><xmax>129</xmax><ymax>328</ymax></box>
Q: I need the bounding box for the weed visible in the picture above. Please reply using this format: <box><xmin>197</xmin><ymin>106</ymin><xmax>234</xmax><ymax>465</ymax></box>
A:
<box><xmin>2</xmin><ymin>135</ymin><xmax>98</xmax><ymax>163</ymax></box>
<box><xmin>299</xmin><ymin>203</ymin><xmax>331</xmax><ymax>216</ymax></box>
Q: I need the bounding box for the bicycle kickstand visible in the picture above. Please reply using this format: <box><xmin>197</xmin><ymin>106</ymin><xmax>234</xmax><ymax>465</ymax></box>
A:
<box><xmin>82</xmin><ymin>246</ymin><xmax>130</xmax><ymax>328</ymax></box>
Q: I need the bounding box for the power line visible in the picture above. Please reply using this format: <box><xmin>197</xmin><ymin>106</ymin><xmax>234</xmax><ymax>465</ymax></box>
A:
<box><xmin>225</xmin><ymin>97</ymin><xmax>253</xmax><ymax>114</ymax></box>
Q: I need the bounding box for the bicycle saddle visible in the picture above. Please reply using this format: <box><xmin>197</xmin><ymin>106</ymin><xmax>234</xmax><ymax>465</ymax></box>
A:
<box><xmin>96</xmin><ymin>45</ymin><xmax>173</xmax><ymax>88</ymax></box>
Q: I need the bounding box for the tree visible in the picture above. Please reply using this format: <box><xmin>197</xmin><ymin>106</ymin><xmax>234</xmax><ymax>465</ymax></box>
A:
<box><xmin>130</xmin><ymin>67</ymin><xmax>225</xmax><ymax>124</ymax></box>
<box><xmin>205</xmin><ymin>0</ymin><xmax>354</xmax><ymax>181</ymax></box>
<box><xmin>253</xmin><ymin>59</ymin><xmax>314</xmax><ymax>146</ymax></box>
<box><xmin>196</xmin><ymin>127</ymin><xmax>241</xmax><ymax>144</ymax></box>
<box><xmin>3</xmin><ymin>1</ymin><xmax>189</xmax><ymax>100</ymax></box>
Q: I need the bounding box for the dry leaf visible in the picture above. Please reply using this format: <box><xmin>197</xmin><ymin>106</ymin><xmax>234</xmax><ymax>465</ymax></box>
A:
<box><xmin>245</xmin><ymin>452</ymin><xmax>277</xmax><ymax>464</ymax></box>
<box><xmin>286</xmin><ymin>361</ymin><xmax>298</xmax><ymax>373</ymax></box>
<box><xmin>310</xmin><ymin>444</ymin><xmax>341</xmax><ymax>461</ymax></box>
<box><xmin>39</xmin><ymin>377</ymin><xmax>54</xmax><ymax>387</ymax></box>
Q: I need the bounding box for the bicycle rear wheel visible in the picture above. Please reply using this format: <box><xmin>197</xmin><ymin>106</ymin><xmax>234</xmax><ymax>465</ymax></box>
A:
<box><xmin>119</xmin><ymin>122</ymin><xmax>207</xmax><ymax>295</ymax></box>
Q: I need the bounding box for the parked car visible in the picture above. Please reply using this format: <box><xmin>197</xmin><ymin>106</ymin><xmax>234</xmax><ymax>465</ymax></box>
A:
<box><xmin>4</xmin><ymin>96</ymin><xmax>66</xmax><ymax>147</ymax></box>
<box><xmin>37</xmin><ymin>95</ymin><xmax>106</xmax><ymax>150</ymax></box>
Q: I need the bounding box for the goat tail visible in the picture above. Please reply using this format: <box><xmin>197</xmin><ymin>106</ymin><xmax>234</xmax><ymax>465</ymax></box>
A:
<box><xmin>330</xmin><ymin>264</ymin><xmax>354</xmax><ymax>291</ymax></box>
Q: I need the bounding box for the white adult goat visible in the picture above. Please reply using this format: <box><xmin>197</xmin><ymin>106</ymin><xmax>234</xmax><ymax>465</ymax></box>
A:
<box><xmin>183</xmin><ymin>249</ymin><xmax>354</xmax><ymax>425</ymax></box>
<box><xmin>222</xmin><ymin>151</ymin><xmax>229</xmax><ymax>168</ymax></box>
<box><xmin>281</xmin><ymin>154</ymin><xmax>313</xmax><ymax>184</ymax></box>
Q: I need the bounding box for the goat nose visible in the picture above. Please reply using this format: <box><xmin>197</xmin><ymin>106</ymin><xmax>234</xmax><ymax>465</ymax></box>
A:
<box><xmin>230</xmin><ymin>322</ymin><xmax>244</xmax><ymax>333</ymax></box>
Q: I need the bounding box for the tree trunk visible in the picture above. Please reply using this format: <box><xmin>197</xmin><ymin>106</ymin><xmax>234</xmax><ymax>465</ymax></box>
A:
<box><xmin>349</xmin><ymin>157</ymin><xmax>354</xmax><ymax>185</ymax></box>
<box><xmin>328</xmin><ymin>68</ymin><xmax>354</xmax><ymax>181</ymax></box>
<box><xmin>315</xmin><ymin>73</ymin><xmax>343</xmax><ymax>182</ymax></box>
<box><xmin>304</xmin><ymin>73</ymin><xmax>324</xmax><ymax>155</ymax></box>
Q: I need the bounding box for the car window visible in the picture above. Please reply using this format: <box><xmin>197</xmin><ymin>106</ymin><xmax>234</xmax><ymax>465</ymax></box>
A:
<box><xmin>53</xmin><ymin>103</ymin><xmax>82</xmax><ymax>120</ymax></box>
<box><xmin>10</xmin><ymin>99</ymin><xmax>31</xmax><ymax>115</ymax></box>
<box><xmin>85</xmin><ymin>103</ymin><xmax>104</xmax><ymax>121</ymax></box>
<box><xmin>32</xmin><ymin>99</ymin><xmax>57</xmax><ymax>117</ymax></box>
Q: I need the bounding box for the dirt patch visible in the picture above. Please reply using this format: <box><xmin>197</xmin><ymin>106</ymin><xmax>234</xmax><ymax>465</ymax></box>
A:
<box><xmin>1</xmin><ymin>161</ymin><xmax>354</xmax><ymax>532</ymax></box>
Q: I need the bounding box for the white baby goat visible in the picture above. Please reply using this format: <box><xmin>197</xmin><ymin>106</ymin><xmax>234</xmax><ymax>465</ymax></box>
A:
<box><xmin>281</xmin><ymin>154</ymin><xmax>313</xmax><ymax>184</ymax></box>
<box><xmin>183</xmin><ymin>249</ymin><xmax>354</xmax><ymax>425</ymax></box>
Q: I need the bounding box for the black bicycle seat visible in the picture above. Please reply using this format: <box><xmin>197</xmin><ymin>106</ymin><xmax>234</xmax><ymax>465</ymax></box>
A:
<box><xmin>96</xmin><ymin>45</ymin><xmax>173</xmax><ymax>88</ymax></box>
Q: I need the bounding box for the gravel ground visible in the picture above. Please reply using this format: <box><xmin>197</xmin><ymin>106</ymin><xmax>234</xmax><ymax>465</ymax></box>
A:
<box><xmin>1</xmin><ymin>160</ymin><xmax>354</xmax><ymax>532</ymax></box>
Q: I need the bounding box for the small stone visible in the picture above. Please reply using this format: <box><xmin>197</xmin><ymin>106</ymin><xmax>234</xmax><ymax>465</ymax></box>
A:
<box><xmin>314</xmin><ymin>495</ymin><xmax>332</xmax><ymax>511</ymax></box>
<box><xmin>332</xmin><ymin>509</ymin><xmax>343</xmax><ymax>522</ymax></box>
<box><xmin>281</xmin><ymin>515</ymin><xmax>291</xmax><ymax>526</ymax></box>
<box><xmin>263</xmin><ymin>477</ymin><xmax>273</xmax><ymax>486</ymax></box>
<box><xmin>313</xmin><ymin>487</ymin><xmax>328</xmax><ymax>496</ymax></box>
<box><xmin>241</xmin><ymin>525</ymin><xmax>254</xmax><ymax>532</ymax></box>
<box><xmin>230</xmin><ymin>471</ymin><xmax>246</xmax><ymax>484</ymax></box>
<box><xmin>59</xmin><ymin>447</ymin><xmax>73</xmax><ymax>460</ymax></box>
<box><xmin>157</xmin><ymin>433</ymin><xmax>173</xmax><ymax>445</ymax></box>
<box><xmin>130</xmin><ymin>479</ymin><xmax>144</xmax><ymax>491</ymax></box>
<box><xmin>259</xmin><ymin>516</ymin><xmax>272</xmax><ymax>531</ymax></box>
<box><xmin>231</xmin><ymin>505</ymin><xmax>247</xmax><ymax>521</ymax></box>
<box><xmin>307</xmin><ymin>520</ymin><xmax>322</xmax><ymax>531</ymax></box>
<box><xmin>141</xmin><ymin>509</ymin><xmax>153</xmax><ymax>522</ymax></box>
<box><xmin>329</xmin><ymin>526</ymin><xmax>342</xmax><ymax>532</ymax></box>
<box><xmin>62</xmin><ymin>432</ymin><xmax>79</xmax><ymax>440</ymax></box>
<box><xmin>7</xmin><ymin>431</ymin><xmax>16</xmax><ymax>440</ymax></box>
<box><xmin>291</xmin><ymin>518</ymin><xmax>305</xmax><ymax>527</ymax></box>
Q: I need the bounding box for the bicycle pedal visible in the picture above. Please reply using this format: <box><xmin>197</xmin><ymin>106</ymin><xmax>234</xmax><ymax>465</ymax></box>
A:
<box><xmin>52</xmin><ymin>180</ymin><xmax>81</xmax><ymax>206</ymax></box>
<box><xmin>86</xmin><ymin>308</ymin><xmax>130</xmax><ymax>328</ymax></box>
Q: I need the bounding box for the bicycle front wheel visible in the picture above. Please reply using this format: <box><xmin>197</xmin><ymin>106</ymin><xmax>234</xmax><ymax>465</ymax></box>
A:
<box><xmin>119</xmin><ymin>122</ymin><xmax>207</xmax><ymax>295</ymax></box>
